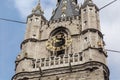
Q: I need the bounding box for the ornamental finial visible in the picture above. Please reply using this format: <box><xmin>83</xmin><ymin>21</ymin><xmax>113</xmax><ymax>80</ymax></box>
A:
<box><xmin>31</xmin><ymin>0</ymin><xmax>44</xmax><ymax>15</ymax></box>
<box><xmin>38</xmin><ymin>0</ymin><xmax>40</xmax><ymax>3</ymax></box>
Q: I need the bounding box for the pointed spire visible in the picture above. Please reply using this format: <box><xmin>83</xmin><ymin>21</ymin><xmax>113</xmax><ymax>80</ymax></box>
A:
<box><xmin>32</xmin><ymin>0</ymin><xmax>44</xmax><ymax>15</ymax></box>
<box><xmin>37</xmin><ymin>0</ymin><xmax>41</xmax><ymax>7</ymax></box>
<box><xmin>51</xmin><ymin>0</ymin><xmax>79</xmax><ymax>20</ymax></box>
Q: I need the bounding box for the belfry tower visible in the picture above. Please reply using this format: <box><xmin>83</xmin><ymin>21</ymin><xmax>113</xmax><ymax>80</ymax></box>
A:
<box><xmin>12</xmin><ymin>0</ymin><xmax>110</xmax><ymax>80</ymax></box>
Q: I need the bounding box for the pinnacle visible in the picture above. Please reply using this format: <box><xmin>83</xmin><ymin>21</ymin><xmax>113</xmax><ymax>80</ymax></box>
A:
<box><xmin>32</xmin><ymin>0</ymin><xmax>44</xmax><ymax>15</ymax></box>
<box><xmin>36</xmin><ymin>0</ymin><xmax>41</xmax><ymax>10</ymax></box>
<box><xmin>38</xmin><ymin>0</ymin><xmax>40</xmax><ymax>5</ymax></box>
<box><xmin>51</xmin><ymin>0</ymin><xmax>79</xmax><ymax>20</ymax></box>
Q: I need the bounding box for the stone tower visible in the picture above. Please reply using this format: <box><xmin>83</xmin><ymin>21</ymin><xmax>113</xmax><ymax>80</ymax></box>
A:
<box><xmin>12</xmin><ymin>0</ymin><xmax>110</xmax><ymax>80</ymax></box>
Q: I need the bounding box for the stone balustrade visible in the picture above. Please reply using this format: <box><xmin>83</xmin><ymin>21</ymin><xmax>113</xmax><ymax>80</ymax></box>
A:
<box><xmin>33</xmin><ymin>52</ymin><xmax>83</xmax><ymax>70</ymax></box>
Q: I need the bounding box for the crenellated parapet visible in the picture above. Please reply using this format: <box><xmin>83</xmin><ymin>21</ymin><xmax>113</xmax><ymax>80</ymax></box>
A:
<box><xmin>49</xmin><ymin>16</ymin><xmax>80</xmax><ymax>24</ymax></box>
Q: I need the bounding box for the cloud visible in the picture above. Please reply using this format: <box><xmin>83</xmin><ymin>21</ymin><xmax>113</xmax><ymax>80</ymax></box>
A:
<box><xmin>41</xmin><ymin>0</ymin><xmax>56</xmax><ymax>20</ymax></box>
<box><xmin>13</xmin><ymin>0</ymin><xmax>56</xmax><ymax>20</ymax></box>
<box><xmin>14</xmin><ymin>0</ymin><xmax>36</xmax><ymax>19</ymax></box>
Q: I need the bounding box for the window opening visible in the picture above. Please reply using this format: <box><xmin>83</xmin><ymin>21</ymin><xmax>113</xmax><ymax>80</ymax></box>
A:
<box><xmin>35</xmin><ymin>18</ymin><xmax>39</xmax><ymax>22</ymax></box>
<box><xmin>61</xmin><ymin>13</ymin><xmax>66</xmax><ymax>18</ymax></box>
<box><xmin>80</xmin><ymin>56</ymin><xmax>83</xmax><ymax>61</ymax></box>
<box><xmin>84</xmin><ymin>37</ymin><xmax>87</xmax><ymax>41</ymax></box>
<box><xmin>56</xmin><ymin>50</ymin><xmax>65</xmax><ymax>57</ymax></box>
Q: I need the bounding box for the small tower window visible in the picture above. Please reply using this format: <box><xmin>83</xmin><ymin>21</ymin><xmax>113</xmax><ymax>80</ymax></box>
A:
<box><xmin>83</xmin><ymin>9</ymin><xmax>86</xmax><ymax>13</ymax></box>
<box><xmin>35</xmin><ymin>18</ymin><xmax>39</xmax><ymax>22</ymax></box>
<box><xmin>30</xmin><ymin>19</ymin><xmax>32</xmax><ymax>21</ymax></box>
<box><xmin>33</xmin><ymin>34</ymin><xmax>36</xmax><ymax>37</ymax></box>
<box><xmin>90</xmin><ymin>8</ymin><xmax>93</xmax><ymax>11</ymax></box>
<box><xmin>84</xmin><ymin>21</ymin><xmax>87</xmax><ymax>26</ymax></box>
<box><xmin>79</xmin><ymin>53</ymin><xmax>83</xmax><ymax>61</ymax></box>
<box><xmin>80</xmin><ymin>56</ymin><xmax>83</xmax><ymax>61</ymax></box>
<box><xmin>29</xmin><ymin>19</ymin><xmax>32</xmax><ymax>23</ymax></box>
<box><xmin>24</xmin><ymin>53</ymin><xmax>28</xmax><ymax>57</ymax></box>
<box><xmin>32</xmin><ymin>62</ymin><xmax>35</xmax><ymax>68</ymax></box>
<box><xmin>63</xmin><ymin>0</ymin><xmax>67</xmax><ymax>4</ymax></box>
<box><xmin>84</xmin><ymin>37</ymin><xmax>87</xmax><ymax>41</ymax></box>
<box><xmin>61</xmin><ymin>13</ymin><xmax>66</xmax><ymax>18</ymax></box>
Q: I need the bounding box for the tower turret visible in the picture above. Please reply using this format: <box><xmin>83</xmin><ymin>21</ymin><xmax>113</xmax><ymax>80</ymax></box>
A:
<box><xmin>25</xmin><ymin>0</ymin><xmax>46</xmax><ymax>39</ymax></box>
<box><xmin>14</xmin><ymin>0</ymin><xmax>48</xmax><ymax>75</ymax></box>
<box><xmin>79</xmin><ymin>0</ymin><xmax>109</xmax><ymax>78</ymax></box>
<box><xmin>81</xmin><ymin>0</ymin><xmax>100</xmax><ymax>30</ymax></box>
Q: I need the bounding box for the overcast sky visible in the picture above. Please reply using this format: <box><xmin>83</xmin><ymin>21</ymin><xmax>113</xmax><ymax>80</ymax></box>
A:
<box><xmin>0</xmin><ymin>0</ymin><xmax>120</xmax><ymax>80</ymax></box>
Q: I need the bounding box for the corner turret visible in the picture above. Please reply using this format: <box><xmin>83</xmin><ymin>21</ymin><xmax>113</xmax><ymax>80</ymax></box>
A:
<box><xmin>25</xmin><ymin>0</ymin><xmax>47</xmax><ymax>40</ymax></box>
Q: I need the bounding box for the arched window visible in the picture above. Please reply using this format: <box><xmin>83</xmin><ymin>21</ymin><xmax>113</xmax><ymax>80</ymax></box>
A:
<box><xmin>51</xmin><ymin>31</ymin><xmax>67</xmax><ymax>57</ymax></box>
<box><xmin>46</xmin><ymin>27</ymin><xmax>72</xmax><ymax>57</ymax></box>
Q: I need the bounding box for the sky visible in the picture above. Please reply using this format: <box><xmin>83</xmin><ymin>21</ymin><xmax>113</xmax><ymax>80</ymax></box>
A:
<box><xmin>0</xmin><ymin>0</ymin><xmax>120</xmax><ymax>80</ymax></box>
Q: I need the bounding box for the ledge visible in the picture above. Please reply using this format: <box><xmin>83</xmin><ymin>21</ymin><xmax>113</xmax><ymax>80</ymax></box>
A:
<box><xmin>15</xmin><ymin>57</ymin><xmax>34</xmax><ymax>63</ymax></box>
<box><xmin>12</xmin><ymin>61</ymin><xmax>110</xmax><ymax>80</ymax></box>
<box><xmin>83</xmin><ymin>47</ymin><xmax>108</xmax><ymax>57</ymax></box>
<box><xmin>80</xmin><ymin>28</ymin><xmax>103</xmax><ymax>39</ymax></box>
<box><xmin>20</xmin><ymin>38</ymin><xmax>48</xmax><ymax>49</ymax></box>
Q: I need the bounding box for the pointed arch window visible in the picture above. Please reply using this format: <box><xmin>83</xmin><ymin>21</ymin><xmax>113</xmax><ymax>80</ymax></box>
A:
<box><xmin>46</xmin><ymin>27</ymin><xmax>72</xmax><ymax>57</ymax></box>
<box><xmin>61</xmin><ymin>13</ymin><xmax>66</xmax><ymax>18</ymax></box>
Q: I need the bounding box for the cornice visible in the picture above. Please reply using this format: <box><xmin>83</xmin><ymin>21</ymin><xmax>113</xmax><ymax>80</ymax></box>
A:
<box><xmin>12</xmin><ymin>61</ymin><xmax>109</xmax><ymax>80</ymax></box>
<box><xmin>80</xmin><ymin>28</ymin><xmax>103</xmax><ymax>39</ymax></box>
<box><xmin>20</xmin><ymin>38</ymin><xmax>48</xmax><ymax>49</ymax></box>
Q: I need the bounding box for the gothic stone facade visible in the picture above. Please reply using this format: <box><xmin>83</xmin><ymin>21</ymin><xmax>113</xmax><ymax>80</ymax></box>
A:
<box><xmin>12</xmin><ymin>0</ymin><xmax>110</xmax><ymax>80</ymax></box>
